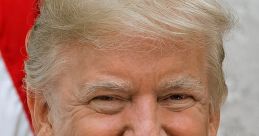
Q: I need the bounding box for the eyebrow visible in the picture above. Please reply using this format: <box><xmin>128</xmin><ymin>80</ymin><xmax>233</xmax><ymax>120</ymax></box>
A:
<box><xmin>77</xmin><ymin>75</ymin><xmax>204</xmax><ymax>100</ymax></box>
<box><xmin>158</xmin><ymin>75</ymin><xmax>204</xmax><ymax>91</ymax></box>
<box><xmin>78</xmin><ymin>78</ymin><xmax>132</xmax><ymax>98</ymax></box>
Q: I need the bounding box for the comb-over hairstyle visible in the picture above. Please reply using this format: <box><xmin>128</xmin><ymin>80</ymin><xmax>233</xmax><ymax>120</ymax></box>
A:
<box><xmin>25</xmin><ymin>0</ymin><xmax>233</xmax><ymax>111</ymax></box>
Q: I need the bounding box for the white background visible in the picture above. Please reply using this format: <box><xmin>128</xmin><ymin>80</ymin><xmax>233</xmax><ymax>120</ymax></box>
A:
<box><xmin>219</xmin><ymin>0</ymin><xmax>259</xmax><ymax>136</ymax></box>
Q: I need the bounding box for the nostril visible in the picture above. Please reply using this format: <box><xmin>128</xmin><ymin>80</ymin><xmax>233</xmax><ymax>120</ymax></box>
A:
<box><xmin>160</xmin><ymin>129</ymin><xmax>169</xmax><ymax>136</ymax></box>
<box><xmin>133</xmin><ymin>124</ymin><xmax>161</xmax><ymax>136</ymax></box>
<box><xmin>115</xmin><ymin>125</ymin><xmax>169</xmax><ymax>136</ymax></box>
<box><xmin>122</xmin><ymin>130</ymin><xmax>134</xmax><ymax>136</ymax></box>
<box><xmin>121</xmin><ymin>126</ymin><xmax>134</xmax><ymax>136</ymax></box>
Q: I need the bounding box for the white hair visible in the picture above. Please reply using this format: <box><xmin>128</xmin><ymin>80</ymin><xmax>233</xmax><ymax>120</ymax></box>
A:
<box><xmin>25</xmin><ymin>0</ymin><xmax>233</xmax><ymax>111</ymax></box>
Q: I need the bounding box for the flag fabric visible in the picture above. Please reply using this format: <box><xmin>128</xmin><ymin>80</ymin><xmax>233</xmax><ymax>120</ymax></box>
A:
<box><xmin>0</xmin><ymin>0</ymin><xmax>37</xmax><ymax>135</ymax></box>
<box><xmin>0</xmin><ymin>55</ymin><xmax>33</xmax><ymax>136</ymax></box>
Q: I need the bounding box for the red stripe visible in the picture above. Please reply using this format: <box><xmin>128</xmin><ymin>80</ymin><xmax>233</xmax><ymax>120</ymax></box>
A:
<box><xmin>0</xmin><ymin>0</ymin><xmax>38</xmax><ymax>130</ymax></box>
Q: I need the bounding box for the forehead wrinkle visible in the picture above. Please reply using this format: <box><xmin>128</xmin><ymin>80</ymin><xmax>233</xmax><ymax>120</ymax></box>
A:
<box><xmin>159</xmin><ymin>75</ymin><xmax>204</xmax><ymax>91</ymax></box>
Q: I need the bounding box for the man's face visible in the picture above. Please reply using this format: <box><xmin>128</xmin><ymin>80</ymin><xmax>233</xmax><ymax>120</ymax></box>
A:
<box><xmin>33</xmin><ymin>41</ymin><xmax>219</xmax><ymax>136</ymax></box>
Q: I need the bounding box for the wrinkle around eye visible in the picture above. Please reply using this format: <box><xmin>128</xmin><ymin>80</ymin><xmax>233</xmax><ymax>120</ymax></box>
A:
<box><xmin>159</xmin><ymin>93</ymin><xmax>196</xmax><ymax>112</ymax></box>
<box><xmin>88</xmin><ymin>95</ymin><xmax>128</xmax><ymax>114</ymax></box>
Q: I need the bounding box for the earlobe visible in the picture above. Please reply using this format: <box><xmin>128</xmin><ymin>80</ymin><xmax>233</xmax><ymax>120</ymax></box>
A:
<box><xmin>27</xmin><ymin>92</ymin><xmax>53</xmax><ymax>135</ymax></box>
<box><xmin>25</xmin><ymin>29</ymin><xmax>32</xmax><ymax>46</ymax></box>
<box><xmin>208</xmin><ymin>109</ymin><xmax>220</xmax><ymax>136</ymax></box>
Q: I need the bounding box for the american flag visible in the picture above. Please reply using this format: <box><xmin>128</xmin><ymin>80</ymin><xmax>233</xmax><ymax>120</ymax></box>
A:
<box><xmin>0</xmin><ymin>0</ymin><xmax>37</xmax><ymax>135</ymax></box>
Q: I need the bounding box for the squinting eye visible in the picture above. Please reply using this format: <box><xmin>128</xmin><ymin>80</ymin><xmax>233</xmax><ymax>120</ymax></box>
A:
<box><xmin>89</xmin><ymin>95</ymin><xmax>126</xmax><ymax>114</ymax></box>
<box><xmin>93</xmin><ymin>95</ymin><xmax>116</xmax><ymax>101</ymax></box>
<box><xmin>159</xmin><ymin>94</ymin><xmax>195</xmax><ymax>111</ymax></box>
<box><xmin>169</xmin><ymin>94</ymin><xmax>188</xmax><ymax>100</ymax></box>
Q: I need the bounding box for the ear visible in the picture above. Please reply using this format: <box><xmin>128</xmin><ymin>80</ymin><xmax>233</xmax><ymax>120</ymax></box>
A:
<box><xmin>25</xmin><ymin>29</ymin><xmax>32</xmax><ymax>46</ymax></box>
<box><xmin>27</xmin><ymin>92</ymin><xmax>53</xmax><ymax>136</ymax></box>
<box><xmin>208</xmin><ymin>107</ymin><xmax>220</xmax><ymax>136</ymax></box>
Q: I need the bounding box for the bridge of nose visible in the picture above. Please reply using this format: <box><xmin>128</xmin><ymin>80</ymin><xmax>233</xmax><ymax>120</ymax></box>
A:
<box><xmin>122</xmin><ymin>94</ymin><xmax>164</xmax><ymax>136</ymax></box>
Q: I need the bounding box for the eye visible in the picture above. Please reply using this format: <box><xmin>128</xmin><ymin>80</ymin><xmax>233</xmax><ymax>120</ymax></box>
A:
<box><xmin>92</xmin><ymin>95</ymin><xmax>116</xmax><ymax>101</ymax></box>
<box><xmin>159</xmin><ymin>93</ymin><xmax>195</xmax><ymax>111</ymax></box>
<box><xmin>169</xmin><ymin>94</ymin><xmax>188</xmax><ymax>100</ymax></box>
<box><xmin>89</xmin><ymin>95</ymin><xmax>126</xmax><ymax>114</ymax></box>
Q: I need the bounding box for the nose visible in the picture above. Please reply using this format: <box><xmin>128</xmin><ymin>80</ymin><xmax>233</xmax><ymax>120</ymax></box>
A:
<box><xmin>123</xmin><ymin>96</ymin><xmax>167</xmax><ymax>136</ymax></box>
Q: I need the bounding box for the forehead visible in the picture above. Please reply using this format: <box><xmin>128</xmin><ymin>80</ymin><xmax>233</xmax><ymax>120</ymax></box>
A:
<box><xmin>45</xmin><ymin>39</ymin><xmax>210</xmax><ymax>105</ymax></box>
<box><xmin>59</xmin><ymin>39</ymin><xmax>208</xmax><ymax>84</ymax></box>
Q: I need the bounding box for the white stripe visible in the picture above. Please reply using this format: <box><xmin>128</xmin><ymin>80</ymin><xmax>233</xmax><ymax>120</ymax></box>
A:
<box><xmin>0</xmin><ymin>55</ymin><xmax>33</xmax><ymax>136</ymax></box>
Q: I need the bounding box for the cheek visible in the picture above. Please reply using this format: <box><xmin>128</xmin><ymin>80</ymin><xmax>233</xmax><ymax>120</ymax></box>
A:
<box><xmin>62</xmin><ymin>109</ymin><xmax>125</xmax><ymax>136</ymax></box>
<box><xmin>161</xmin><ymin>108</ymin><xmax>210</xmax><ymax>136</ymax></box>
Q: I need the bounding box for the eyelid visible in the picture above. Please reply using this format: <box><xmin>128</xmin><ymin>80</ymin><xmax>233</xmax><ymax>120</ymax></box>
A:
<box><xmin>158</xmin><ymin>92</ymin><xmax>191</xmax><ymax>101</ymax></box>
<box><xmin>92</xmin><ymin>94</ymin><xmax>129</xmax><ymax>102</ymax></box>
<box><xmin>159</xmin><ymin>93</ymin><xmax>197</xmax><ymax>111</ymax></box>
<box><xmin>77</xmin><ymin>89</ymin><xmax>131</xmax><ymax>104</ymax></box>
<box><xmin>159</xmin><ymin>88</ymin><xmax>204</xmax><ymax>100</ymax></box>
<box><xmin>88</xmin><ymin>94</ymin><xmax>128</xmax><ymax>114</ymax></box>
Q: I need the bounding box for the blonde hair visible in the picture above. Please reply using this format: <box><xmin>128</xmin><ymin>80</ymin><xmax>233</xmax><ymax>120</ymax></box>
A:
<box><xmin>25</xmin><ymin>0</ymin><xmax>233</xmax><ymax>111</ymax></box>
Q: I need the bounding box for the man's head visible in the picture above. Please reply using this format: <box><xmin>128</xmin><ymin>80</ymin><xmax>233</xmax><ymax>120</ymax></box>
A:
<box><xmin>25</xmin><ymin>0</ymin><xmax>233</xmax><ymax>135</ymax></box>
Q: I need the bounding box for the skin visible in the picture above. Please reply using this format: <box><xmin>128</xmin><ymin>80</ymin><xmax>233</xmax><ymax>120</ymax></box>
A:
<box><xmin>27</xmin><ymin>40</ymin><xmax>220</xmax><ymax>136</ymax></box>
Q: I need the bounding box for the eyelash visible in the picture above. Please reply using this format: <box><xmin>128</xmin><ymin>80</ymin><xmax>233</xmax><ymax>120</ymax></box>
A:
<box><xmin>91</xmin><ymin>95</ymin><xmax>128</xmax><ymax>102</ymax></box>
<box><xmin>159</xmin><ymin>93</ymin><xmax>193</xmax><ymax>101</ymax></box>
<box><xmin>92</xmin><ymin>93</ymin><xmax>193</xmax><ymax>102</ymax></box>
<box><xmin>89</xmin><ymin>93</ymin><xmax>196</xmax><ymax>113</ymax></box>
<box><xmin>92</xmin><ymin>95</ymin><xmax>118</xmax><ymax>101</ymax></box>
